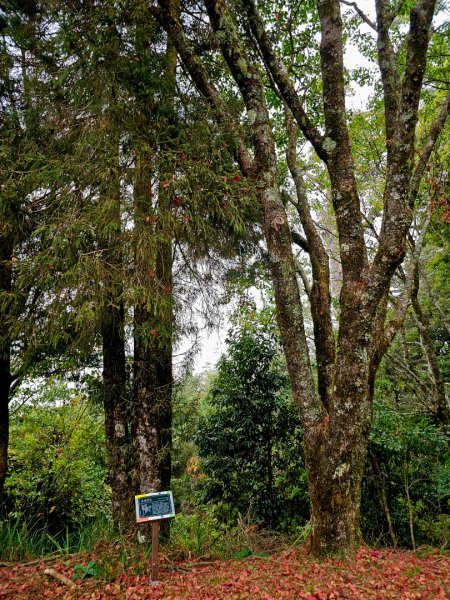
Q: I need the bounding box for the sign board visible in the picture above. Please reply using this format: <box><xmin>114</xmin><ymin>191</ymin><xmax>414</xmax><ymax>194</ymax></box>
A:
<box><xmin>135</xmin><ymin>491</ymin><xmax>175</xmax><ymax>523</ymax></box>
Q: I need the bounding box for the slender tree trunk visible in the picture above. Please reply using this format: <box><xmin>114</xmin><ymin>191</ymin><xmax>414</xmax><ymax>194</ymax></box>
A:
<box><xmin>369</xmin><ymin>446</ymin><xmax>397</xmax><ymax>547</ymax></box>
<box><xmin>0</xmin><ymin>246</ymin><xmax>12</xmax><ymax>502</ymax></box>
<box><xmin>403</xmin><ymin>459</ymin><xmax>416</xmax><ymax>550</ymax></box>
<box><xmin>155</xmin><ymin>242</ymin><xmax>173</xmax><ymax>492</ymax></box>
<box><xmin>411</xmin><ymin>269</ymin><xmax>450</xmax><ymax>426</ymax></box>
<box><xmin>102</xmin><ymin>299</ymin><xmax>132</xmax><ymax>530</ymax></box>
<box><xmin>100</xmin><ymin>131</ymin><xmax>132</xmax><ymax>531</ymax></box>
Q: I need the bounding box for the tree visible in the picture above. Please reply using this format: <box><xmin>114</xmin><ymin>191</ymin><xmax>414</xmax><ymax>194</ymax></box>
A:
<box><xmin>0</xmin><ymin>0</ymin><xmax>260</xmax><ymax>531</ymax></box>
<box><xmin>152</xmin><ymin>0</ymin><xmax>450</xmax><ymax>554</ymax></box>
<box><xmin>197</xmin><ymin>307</ymin><xmax>305</xmax><ymax>529</ymax></box>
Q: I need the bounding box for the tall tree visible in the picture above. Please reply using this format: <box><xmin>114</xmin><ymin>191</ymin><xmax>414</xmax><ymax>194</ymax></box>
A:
<box><xmin>132</xmin><ymin>5</ymin><xmax>178</xmax><ymax>497</ymax></box>
<box><xmin>153</xmin><ymin>0</ymin><xmax>450</xmax><ymax>554</ymax></box>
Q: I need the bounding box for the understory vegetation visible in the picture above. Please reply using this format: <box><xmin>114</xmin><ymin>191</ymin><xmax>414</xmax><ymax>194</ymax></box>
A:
<box><xmin>1</xmin><ymin>305</ymin><xmax>448</xmax><ymax>562</ymax></box>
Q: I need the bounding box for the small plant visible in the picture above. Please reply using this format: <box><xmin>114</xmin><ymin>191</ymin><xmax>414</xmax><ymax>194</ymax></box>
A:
<box><xmin>233</xmin><ymin>547</ymin><xmax>253</xmax><ymax>559</ymax></box>
<box><xmin>73</xmin><ymin>559</ymin><xmax>103</xmax><ymax>580</ymax></box>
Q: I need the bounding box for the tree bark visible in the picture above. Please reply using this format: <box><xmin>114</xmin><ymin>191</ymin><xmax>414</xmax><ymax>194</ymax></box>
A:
<box><xmin>0</xmin><ymin>246</ymin><xmax>12</xmax><ymax>502</ymax></box>
<box><xmin>99</xmin><ymin>123</ymin><xmax>133</xmax><ymax>531</ymax></box>
<box><xmin>102</xmin><ymin>298</ymin><xmax>132</xmax><ymax>531</ymax></box>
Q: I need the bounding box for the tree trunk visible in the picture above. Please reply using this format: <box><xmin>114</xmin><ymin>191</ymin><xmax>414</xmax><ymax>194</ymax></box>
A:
<box><xmin>369</xmin><ymin>445</ymin><xmax>397</xmax><ymax>547</ymax></box>
<box><xmin>132</xmin><ymin>166</ymin><xmax>173</xmax><ymax>497</ymax></box>
<box><xmin>132</xmin><ymin>219</ymin><xmax>173</xmax><ymax>536</ymax></box>
<box><xmin>100</xmin><ymin>130</ymin><xmax>132</xmax><ymax>532</ymax></box>
<box><xmin>155</xmin><ymin>0</ymin><xmax>445</xmax><ymax>556</ymax></box>
<box><xmin>102</xmin><ymin>301</ymin><xmax>132</xmax><ymax>530</ymax></box>
<box><xmin>308</xmin><ymin>448</ymin><xmax>366</xmax><ymax>554</ymax></box>
<box><xmin>132</xmin><ymin>16</ymin><xmax>177</xmax><ymax>499</ymax></box>
<box><xmin>133</xmin><ymin>207</ymin><xmax>173</xmax><ymax>497</ymax></box>
<box><xmin>0</xmin><ymin>245</ymin><xmax>12</xmax><ymax>503</ymax></box>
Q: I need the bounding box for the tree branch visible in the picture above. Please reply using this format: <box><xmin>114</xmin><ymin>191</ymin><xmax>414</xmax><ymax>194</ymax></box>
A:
<box><xmin>291</xmin><ymin>229</ymin><xmax>310</xmax><ymax>253</ymax></box>
<box><xmin>239</xmin><ymin>0</ymin><xmax>327</xmax><ymax>162</ymax></box>
<box><xmin>286</xmin><ymin>113</ymin><xmax>335</xmax><ymax>408</ymax></box>
<box><xmin>316</xmin><ymin>0</ymin><xmax>367</xmax><ymax>283</ymax></box>
<box><xmin>369</xmin><ymin>208</ymin><xmax>432</xmax><ymax>380</ymax></box>
<box><xmin>411</xmin><ymin>267</ymin><xmax>450</xmax><ymax>425</ymax></box>
<box><xmin>370</xmin><ymin>0</ymin><xmax>437</xmax><ymax>297</ymax></box>
<box><xmin>340</xmin><ymin>0</ymin><xmax>376</xmax><ymax>30</ymax></box>
<box><xmin>205</xmin><ymin>0</ymin><xmax>322</xmax><ymax>426</ymax></box>
<box><xmin>375</xmin><ymin>0</ymin><xmax>400</xmax><ymax>144</ymax></box>
<box><xmin>150</xmin><ymin>1</ymin><xmax>253</xmax><ymax>176</ymax></box>
<box><xmin>409</xmin><ymin>89</ymin><xmax>450</xmax><ymax>208</ymax></box>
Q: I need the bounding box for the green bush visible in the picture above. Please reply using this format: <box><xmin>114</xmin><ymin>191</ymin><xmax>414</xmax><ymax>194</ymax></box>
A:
<box><xmin>4</xmin><ymin>379</ymin><xmax>109</xmax><ymax>537</ymax></box>
<box><xmin>196</xmin><ymin>307</ymin><xmax>308</xmax><ymax>530</ymax></box>
<box><xmin>361</xmin><ymin>402</ymin><xmax>449</xmax><ymax>548</ymax></box>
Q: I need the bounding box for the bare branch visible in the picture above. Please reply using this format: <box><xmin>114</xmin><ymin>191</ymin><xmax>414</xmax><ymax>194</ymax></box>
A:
<box><xmin>295</xmin><ymin>259</ymin><xmax>312</xmax><ymax>298</ymax></box>
<box><xmin>291</xmin><ymin>229</ymin><xmax>310</xmax><ymax>253</ymax></box>
<box><xmin>339</xmin><ymin>0</ymin><xmax>376</xmax><ymax>30</ymax></box>
<box><xmin>411</xmin><ymin>268</ymin><xmax>450</xmax><ymax>425</ymax></box>
<box><xmin>420</xmin><ymin>266</ymin><xmax>450</xmax><ymax>336</ymax></box>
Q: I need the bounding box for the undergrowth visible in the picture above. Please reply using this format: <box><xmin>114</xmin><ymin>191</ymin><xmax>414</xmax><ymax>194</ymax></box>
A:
<box><xmin>0</xmin><ymin>516</ymin><xmax>113</xmax><ymax>562</ymax></box>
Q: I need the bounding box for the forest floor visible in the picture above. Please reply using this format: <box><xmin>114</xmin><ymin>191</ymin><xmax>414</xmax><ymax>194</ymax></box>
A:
<box><xmin>0</xmin><ymin>546</ymin><xmax>449</xmax><ymax>599</ymax></box>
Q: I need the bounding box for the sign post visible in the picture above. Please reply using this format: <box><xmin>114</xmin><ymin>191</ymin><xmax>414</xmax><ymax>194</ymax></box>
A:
<box><xmin>151</xmin><ymin>520</ymin><xmax>160</xmax><ymax>582</ymax></box>
<box><xmin>135</xmin><ymin>491</ymin><xmax>175</xmax><ymax>584</ymax></box>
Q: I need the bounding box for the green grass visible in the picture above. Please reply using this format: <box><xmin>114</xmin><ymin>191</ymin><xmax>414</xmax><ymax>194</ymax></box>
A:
<box><xmin>0</xmin><ymin>516</ymin><xmax>113</xmax><ymax>562</ymax></box>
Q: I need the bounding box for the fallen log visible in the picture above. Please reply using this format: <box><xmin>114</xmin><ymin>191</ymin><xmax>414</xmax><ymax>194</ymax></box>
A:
<box><xmin>44</xmin><ymin>568</ymin><xmax>77</xmax><ymax>589</ymax></box>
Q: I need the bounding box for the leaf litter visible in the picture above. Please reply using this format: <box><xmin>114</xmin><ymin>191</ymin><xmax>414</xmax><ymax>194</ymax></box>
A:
<box><xmin>0</xmin><ymin>547</ymin><xmax>448</xmax><ymax>599</ymax></box>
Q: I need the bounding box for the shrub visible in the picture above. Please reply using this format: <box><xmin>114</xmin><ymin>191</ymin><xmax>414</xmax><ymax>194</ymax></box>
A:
<box><xmin>196</xmin><ymin>307</ymin><xmax>308</xmax><ymax>530</ymax></box>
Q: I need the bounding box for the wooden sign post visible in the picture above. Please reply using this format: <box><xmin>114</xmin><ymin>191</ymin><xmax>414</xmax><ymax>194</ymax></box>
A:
<box><xmin>151</xmin><ymin>520</ymin><xmax>160</xmax><ymax>582</ymax></box>
<box><xmin>135</xmin><ymin>491</ymin><xmax>175</xmax><ymax>584</ymax></box>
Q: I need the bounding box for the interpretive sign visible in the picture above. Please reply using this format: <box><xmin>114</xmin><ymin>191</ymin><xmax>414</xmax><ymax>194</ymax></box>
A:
<box><xmin>135</xmin><ymin>491</ymin><xmax>175</xmax><ymax>523</ymax></box>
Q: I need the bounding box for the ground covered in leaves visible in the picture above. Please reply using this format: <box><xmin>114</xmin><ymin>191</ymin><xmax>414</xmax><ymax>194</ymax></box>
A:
<box><xmin>0</xmin><ymin>547</ymin><xmax>449</xmax><ymax>599</ymax></box>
